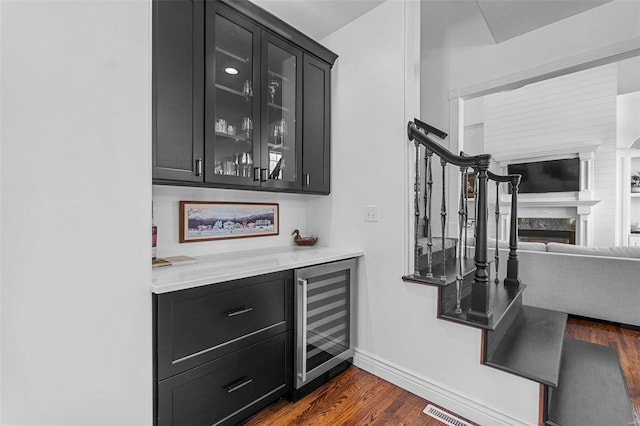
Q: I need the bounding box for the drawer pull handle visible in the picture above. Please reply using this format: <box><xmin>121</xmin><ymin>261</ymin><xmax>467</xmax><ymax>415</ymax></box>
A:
<box><xmin>226</xmin><ymin>306</ymin><xmax>254</xmax><ymax>317</ymax></box>
<box><xmin>225</xmin><ymin>376</ymin><xmax>253</xmax><ymax>394</ymax></box>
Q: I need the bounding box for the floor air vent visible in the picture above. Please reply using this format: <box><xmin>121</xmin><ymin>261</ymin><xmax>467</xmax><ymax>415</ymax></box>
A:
<box><xmin>423</xmin><ymin>404</ymin><xmax>472</xmax><ymax>426</ymax></box>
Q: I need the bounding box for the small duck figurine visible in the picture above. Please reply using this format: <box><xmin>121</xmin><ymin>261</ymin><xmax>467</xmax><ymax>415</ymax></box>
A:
<box><xmin>292</xmin><ymin>229</ymin><xmax>318</xmax><ymax>246</ymax></box>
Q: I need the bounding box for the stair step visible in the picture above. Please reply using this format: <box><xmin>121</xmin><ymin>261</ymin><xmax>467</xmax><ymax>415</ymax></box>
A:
<box><xmin>439</xmin><ymin>275</ymin><xmax>526</xmax><ymax>330</ymax></box>
<box><xmin>546</xmin><ymin>338</ymin><xmax>635</xmax><ymax>426</ymax></box>
<box><xmin>403</xmin><ymin>257</ymin><xmax>476</xmax><ymax>286</ymax></box>
<box><xmin>485</xmin><ymin>306</ymin><xmax>567</xmax><ymax>387</ymax></box>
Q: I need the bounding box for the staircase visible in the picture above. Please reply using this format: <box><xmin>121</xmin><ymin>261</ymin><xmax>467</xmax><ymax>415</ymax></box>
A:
<box><xmin>403</xmin><ymin>119</ymin><xmax>636</xmax><ymax>426</ymax></box>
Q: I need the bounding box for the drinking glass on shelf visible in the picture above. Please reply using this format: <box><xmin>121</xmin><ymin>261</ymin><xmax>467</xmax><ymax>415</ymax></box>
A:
<box><xmin>272</xmin><ymin>120</ymin><xmax>286</xmax><ymax>145</ymax></box>
<box><xmin>242</xmin><ymin>80</ymin><xmax>253</xmax><ymax>97</ymax></box>
<box><xmin>278</xmin><ymin>119</ymin><xmax>287</xmax><ymax>136</ymax></box>
<box><xmin>215</xmin><ymin>118</ymin><xmax>227</xmax><ymax>134</ymax></box>
<box><xmin>242</xmin><ymin>117</ymin><xmax>253</xmax><ymax>139</ymax></box>
<box><xmin>223</xmin><ymin>160</ymin><xmax>236</xmax><ymax>176</ymax></box>
<box><xmin>238</xmin><ymin>152</ymin><xmax>253</xmax><ymax>177</ymax></box>
<box><xmin>267</xmin><ymin>79</ymin><xmax>279</xmax><ymax>104</ymax></box>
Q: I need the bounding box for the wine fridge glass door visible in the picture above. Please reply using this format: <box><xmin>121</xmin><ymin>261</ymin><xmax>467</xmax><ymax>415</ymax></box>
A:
<box><xmin>295</xmin><ymin>258</ymin><xmax>356</xmax><ymax>389</ymax></box>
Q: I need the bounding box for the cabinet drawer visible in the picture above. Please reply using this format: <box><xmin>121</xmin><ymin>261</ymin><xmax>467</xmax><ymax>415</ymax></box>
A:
<box><xmin>157</xmin><ymin>331</ymin><xmax>291</xmax><ymax>426</ymax></box>
<box><xmin>156</xmin><ymin>270</ymin><xmax>292</xmax><ymax>379</ymax></box>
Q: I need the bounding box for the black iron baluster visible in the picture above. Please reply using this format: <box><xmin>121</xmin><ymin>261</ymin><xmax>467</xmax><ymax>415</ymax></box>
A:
<box><xmin>414</xmin><ymin>142</ymin><xmax>421</xmax><ymax>275</ymax></box>
<box><xmin>426</xmin><ymin>150</ymin><xmax>434</xmax><ymax>278</ymax></box>
<box><xmin>440</xmin><ymin>158</ymin><xmax>447</xmax><ymax>281</ymax></box>
<box><xmin>463</xmin><ymin>168</ymin><xmax>469</xmax><ymax>259</ymax></box>
<box><xmin>456</xmin><ymin>167</ymin><xmax>466</xmax><ymax>314</ymax></box>
<box><xmin>494</xmin><ymin>181</ymin><xmax>500</xmax><ymax>284</ymax></box>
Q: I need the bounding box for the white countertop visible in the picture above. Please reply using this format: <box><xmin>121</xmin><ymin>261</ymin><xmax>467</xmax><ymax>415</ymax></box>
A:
<box><xmin>152</xmin><ymin>246</ymin><xmax>365</xmax><ymax>294</ymax></box>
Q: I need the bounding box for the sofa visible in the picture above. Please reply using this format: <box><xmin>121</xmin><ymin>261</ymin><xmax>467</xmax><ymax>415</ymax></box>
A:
<box><xmin>471</xmin><ymin>238</ymin><xmax>640</xmax><ymax>327</ymax></box>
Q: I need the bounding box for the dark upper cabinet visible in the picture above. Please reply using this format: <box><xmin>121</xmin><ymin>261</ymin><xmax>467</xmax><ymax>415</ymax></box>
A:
<box><xmin>204</xmin><ymin>3</ymin><xmax>261</xmax><ymax>187</ymax></box>
<box><xmin>260</xmin><ymin>32</ymin><xmax>303</xmax><ymax>191</ymax></box>
<box><xmin>302</xmin><ymin>54</ymin><xmax>331</xmax><ymax>194</ymax></box>
<box><xmin>152</xmin><ymin>0</ymin><xmax>337</xmax><ymax>193</ymax></box>
<box><xmin>153</xmin><ymin>0</ymin><xmax>204</xmax><ymax>182</ymax></box>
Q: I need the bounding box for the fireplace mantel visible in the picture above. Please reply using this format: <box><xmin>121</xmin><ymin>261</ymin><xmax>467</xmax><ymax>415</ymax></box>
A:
<box><xmin>495</xmin><ymin>198</ymin><xmax>601</xmax><ymax>246</ymax></box>
<box><xmin>500</xmin><ymin>199</ymin><xmax>601</xmax><ymax>214</ymax></box>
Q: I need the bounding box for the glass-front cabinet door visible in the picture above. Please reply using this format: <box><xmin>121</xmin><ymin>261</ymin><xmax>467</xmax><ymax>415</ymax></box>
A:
<box><xmin>261</xmin><ymin>33</ymin><xmax>302</xmax><ymax>190</ymax></box>
<box><xmin>205</xmin><ymin>5</ymin><xmax>260</xmax><ymax>186</ymax></box>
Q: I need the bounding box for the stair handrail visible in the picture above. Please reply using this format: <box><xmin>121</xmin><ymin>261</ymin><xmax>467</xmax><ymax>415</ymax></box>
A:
<box><xmin>408</xmin><ymin>121</ymin><xmax>491</xmax><ymax>168</ymax></box>
<box><xmin>408</xmin><ymin>118</ymin><xmax>493</xmax><ymax>324</ymax></box>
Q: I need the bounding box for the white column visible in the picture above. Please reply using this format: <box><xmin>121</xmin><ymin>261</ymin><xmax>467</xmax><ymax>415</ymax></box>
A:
<box><xmin>577</xmin><ymin>205</ymin><xmax>594</xmax><ymax>246</ymax></box>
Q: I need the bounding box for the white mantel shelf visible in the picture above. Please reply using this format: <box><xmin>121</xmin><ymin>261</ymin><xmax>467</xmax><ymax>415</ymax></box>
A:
<box><xmin>152</xmin><ymin>246</ymin><xmax>365</xmax><ymax>294</ymax></box>
<box><xmin>499</xmin><ymin>199</ymin><xmax>601</xmax><ymax>208</ymax></box>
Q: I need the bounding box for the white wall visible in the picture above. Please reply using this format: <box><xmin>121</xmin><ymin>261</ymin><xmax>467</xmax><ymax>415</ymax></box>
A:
<box><xmin>310</xmin><ymin>2</ymin><xmax>538</xmax><ymax>425</ymax></box>
<box><xmin>421</xmin><ymin>0</ymin><xmax>640</xmax><ymax>138</ymax></box>
<box><xmin>484</xmin><ymin>64</ymin><xmax>617</xmax><ymax>160</ymax></box>
<box><xmin>1</xmin><ymin>1</ymin><xmax>152</xmax><ymax>424</ymax></box>
<box><xmin>484</xmin><ymin>64</ymin><xmax>618</xmax><ymax>246</ymax></box>
<box><xmin>152</xmin><ymin>186</ymin><xmax>313</xmax><ymax>257</ymax></box>
<box><xmin>617</xmin><ymin>91</ymin><xmax>640</xmax><ymax>149</ymax></box>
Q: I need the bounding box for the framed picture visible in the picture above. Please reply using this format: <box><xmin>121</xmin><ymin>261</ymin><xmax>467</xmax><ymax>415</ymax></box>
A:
<box><xmin>179</xmin><ymin>201</ymin><xmax>279</xmax><ymax>243</ymax></box>
<box><xmin>466</xmin><ymin>172</ymin><xmax>477</xmax><ymax>198</ymax></box>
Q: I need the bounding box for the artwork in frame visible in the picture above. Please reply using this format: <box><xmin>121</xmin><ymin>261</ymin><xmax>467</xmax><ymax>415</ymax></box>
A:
<box><xmin>179</xmin><ymin>201</ymin><xmax>279</xmax><ymax>243</ymax></box>
<box><xmin>466</xmin><ymin>172</ymin><xmax>477</xmax><ymax>198</ymax></box>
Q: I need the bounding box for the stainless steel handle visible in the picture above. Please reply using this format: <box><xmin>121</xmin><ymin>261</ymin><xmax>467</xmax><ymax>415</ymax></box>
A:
<box><xmin>195</xmin><ymin>158</ymin><xmax>203</xmax><ymax>177</ymax></box>
<box><xmin>253</xmin><ymin>167</ymin><xmax>260</xmax><ymax>182</ymax></box>
<box><xmin>304</xmin><ymin>173</ymin><xmax>310</xmax><ymax>187</ymax></box>
<box><xmin>225</xmin><ymin>376</ymin><xmax>252</xmax><ymax>394</ymax></box>
<box><xmin>298</xmin><ymin>278</ymin><xmax>308</xmax><ymax>383</ymax></box>
<box><xmin>226</xmin><ymin>306</ymin><xmax>253</xmax><ymax>317</ymax></box>
<box><xmin>260</xmin><ymin>168</ymin><xmax>268</xmax><ymax>182</ymax></box>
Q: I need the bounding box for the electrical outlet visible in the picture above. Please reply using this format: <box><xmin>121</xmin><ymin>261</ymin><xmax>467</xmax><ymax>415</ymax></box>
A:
<box><xmin>364</xmin><ymin>205</ymin><xmax>378</xmax><ymax>222</ymax></box>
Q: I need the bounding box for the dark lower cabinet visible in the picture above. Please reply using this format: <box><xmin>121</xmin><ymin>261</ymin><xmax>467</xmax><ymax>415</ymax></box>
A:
<box><xmin>157</xmin><ymin>332</ymin><xmax>291</xmax><ymax>426</ymax></box>
<box><xmin>154</xmin><ymin>270</ymin><xmax>293</xmax><ymax>426</ymax></box>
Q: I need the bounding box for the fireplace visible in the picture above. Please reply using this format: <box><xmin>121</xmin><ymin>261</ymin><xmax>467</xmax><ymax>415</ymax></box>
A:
<box><xmin>518</xmin><ymin>218</ymin><xmax>576</xmax><ymax>245</ymax></box>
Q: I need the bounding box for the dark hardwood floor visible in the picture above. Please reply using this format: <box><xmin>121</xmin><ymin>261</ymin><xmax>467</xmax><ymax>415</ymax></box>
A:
<box><xmin>245</xmin><ymin>317</ymin><xmax>639</xmax><ymax>425</ymax></box>
<box><xmin>244</xmin><ymin>366</ymin><xmax>477</xmax><ymax>425</ymax></box>
<box><xmin>565</xmin><ymin>316</ymin><xmax>640</xmax><ymax>424</ymax></box>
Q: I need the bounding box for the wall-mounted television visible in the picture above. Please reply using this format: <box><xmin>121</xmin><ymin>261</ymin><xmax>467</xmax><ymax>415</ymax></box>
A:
<box><xmin>507</xmin><ymin>158</ymin><xmax>580</xmax><ymax>194</ymax></box>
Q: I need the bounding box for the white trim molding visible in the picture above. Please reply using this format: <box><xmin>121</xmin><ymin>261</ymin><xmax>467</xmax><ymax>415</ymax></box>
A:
<box><xmin>353</xmin><ymin>348</ymin><xmax>537</xmax><ymax>426</ymax></box>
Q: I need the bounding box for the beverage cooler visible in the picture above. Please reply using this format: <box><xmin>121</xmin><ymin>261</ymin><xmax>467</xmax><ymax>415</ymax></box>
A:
<box><xmin>294</xmin><ymin>258</ymin><xmax>356</xmax><ymax>395</ymax></box>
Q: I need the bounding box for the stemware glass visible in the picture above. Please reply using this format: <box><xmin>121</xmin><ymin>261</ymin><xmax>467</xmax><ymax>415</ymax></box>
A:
<box><xmin>242</xmin><ymin>117</ymin><xmax>253</xmax><ymax>140</ymax></box>
<box><xmin>267</xmin><ymin>80</ymin><xmax>280</xmax><ymax>104</ymax></box>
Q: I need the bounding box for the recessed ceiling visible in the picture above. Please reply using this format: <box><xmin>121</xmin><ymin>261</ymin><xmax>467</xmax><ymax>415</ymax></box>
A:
<box><xmin>250</xmin><ymin>0</ymin><xmax>385</xmax><ymax>40</ymax></box>
<box><xmin>475</xmin><ymin>0</ymin><xmax>614</xmax><ymax>43</ymax></box>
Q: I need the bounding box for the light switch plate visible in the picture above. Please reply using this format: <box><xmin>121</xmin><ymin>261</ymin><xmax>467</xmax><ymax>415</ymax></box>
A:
<box><xmin>364</xmin><ymin>205</ymin><xmax>378</xmax><ymax>222</ymax></box>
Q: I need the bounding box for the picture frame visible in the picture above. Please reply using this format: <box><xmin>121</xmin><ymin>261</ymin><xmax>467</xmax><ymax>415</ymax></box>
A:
<box><xmin>179</xmin><ymin>201</ymin><xmax>279</xmax><ymax>243</ymax></box>
<box><xmin>466</xmin><ymin>172</ymin><xmax>477</xmax><ymax>198</ymax></box>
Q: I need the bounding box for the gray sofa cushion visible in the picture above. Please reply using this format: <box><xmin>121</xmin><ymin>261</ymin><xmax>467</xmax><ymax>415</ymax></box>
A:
<box><xmin>467</xmin><ymin>236</ymin><xmax>546</xmax><ymax>252</ymax></box>
<box><xmin>546</xmin><ymin>242</ymin><xmax>640</xmax><ymax>259</ymax></box>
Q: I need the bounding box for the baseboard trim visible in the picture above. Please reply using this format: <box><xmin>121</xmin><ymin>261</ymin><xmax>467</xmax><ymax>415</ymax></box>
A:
<box><xmin>353</xmin><ymin>348</ymin><xmax>537</xmax><ymax>426</ymax></box>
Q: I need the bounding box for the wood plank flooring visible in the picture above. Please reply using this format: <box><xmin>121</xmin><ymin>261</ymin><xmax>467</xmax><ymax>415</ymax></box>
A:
<box><xmin>565</xmin><ymin>316</ymin><xmax>640</xmax><ymax>425</ymax></box>
<box><xmin>245</xmin><ymin>316</ymin><xmax>639</xmax><ymax>425</ymax></box>
<box><xmin>243</xmin><ymin>366</ymin><xmax>477</xmax><ymax>426</ymax></box>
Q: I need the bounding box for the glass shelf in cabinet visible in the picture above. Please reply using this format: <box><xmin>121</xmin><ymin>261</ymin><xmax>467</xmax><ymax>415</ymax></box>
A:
<box><xmin>215</xmin><ymin>83</ymin><xmax>253</xmax><ymax>99</ymax></box>
<box><xmin>214</xmin><ymin>132</ymin><xmax>251</xmax><ymax>143</ymax></box>
<box><xmin>267</xmin><ymin>102</ymin><xmax>289</xmax><ymax>112</ymax></box>
<box><xmin>267</xmin><ymin>142</ymin><xmax>289</xmax><ymax>150</ymax></box>
<box><xmin>215</xmin><ymin>46</ymin><xmax>250</xmax><ymax>64</ymax></box>
<box><xmin>267</xmin><ymin>70</ymin><xmax>290</xmax><ymax>82</ymax></box>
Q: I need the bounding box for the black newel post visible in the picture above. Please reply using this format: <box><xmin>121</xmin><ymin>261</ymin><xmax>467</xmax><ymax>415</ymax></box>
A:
<box><xmin>467</xmin><ymin>160</ymin><xmax>493</xmax><ymax>324</ymax></box>
<box><xmin>504</xmin><ymin>176</ymin><xmax>521</xmax><ymax>286</ymax></box>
